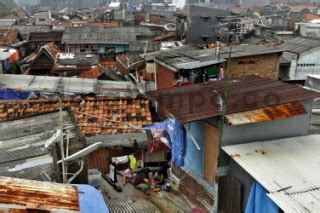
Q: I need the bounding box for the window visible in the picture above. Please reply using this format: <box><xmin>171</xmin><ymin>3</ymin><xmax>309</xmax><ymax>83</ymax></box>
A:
<box><xmin>103</xmin><ymin>47</ymin><xmax>115</xmax><ymax>60</ymax></box>
<box><xmin>238</xmin><ymin>60</ymin><xmax>255</xmax><ymax>65</ymax></box>
<box><xmin>38</xmin><ymin>18</ymin><xmax>46</xmax><ymax>22</ymax></box>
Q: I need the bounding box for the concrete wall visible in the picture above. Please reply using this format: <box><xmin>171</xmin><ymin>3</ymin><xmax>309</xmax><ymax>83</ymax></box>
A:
<box><xmin>183</xmin><ymin>5</ymin><xmax>233</xmax><ymax>43</ymax></box>
<box><xmin>289</xmin><ymin>47</ymin><xmax>320</xmax><ymax>80</ymax></box>
<box><xmin>35</xmin><ymin>11</ymin><xmax>51</xmax><ymax>25</ymax></box>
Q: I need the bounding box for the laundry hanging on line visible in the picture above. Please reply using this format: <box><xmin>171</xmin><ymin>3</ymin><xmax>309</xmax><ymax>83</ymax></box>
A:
<box><xmin>145</xmin><ymin>118</ymin><xmax>186</xmax><ymax>167</ymax></box>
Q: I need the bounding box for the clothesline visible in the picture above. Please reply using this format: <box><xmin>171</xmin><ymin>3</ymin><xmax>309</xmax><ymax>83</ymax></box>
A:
<box><xmin>71</xmin><ymin>110</ymin><xmax>146</xmax><ymax>131</ymax></box>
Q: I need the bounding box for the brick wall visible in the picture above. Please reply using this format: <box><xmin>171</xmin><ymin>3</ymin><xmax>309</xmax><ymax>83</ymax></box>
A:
<box><xmin>227</xmin><ymin>53</ymin><xmax>279</xmax><ymax>79</ymax></box>
<box><xmin>156</xmin><ymin>63</ymin><xmax>175</xmax><ymax>90</ymax></box>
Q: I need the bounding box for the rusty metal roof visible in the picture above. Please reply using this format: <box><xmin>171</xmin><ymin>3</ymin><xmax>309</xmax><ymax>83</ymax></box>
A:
<box><xmin>225</xmin><ymin>101</ymin><xmax>307</xmax><ymax>125</ymax></box>
<box><xmin>0</xmin><ymin>176</ymin><xmax>79</xmax><ymax>212</ymax></box>
<box><xmin>147</xmin><ymin>75</ymin><xmax>319</xmax><ymax>123</ymax></box>
<box><xmin>222</xmin><ymin>134</ymin><xmax>320</xmax><ymax>212</ymax></box>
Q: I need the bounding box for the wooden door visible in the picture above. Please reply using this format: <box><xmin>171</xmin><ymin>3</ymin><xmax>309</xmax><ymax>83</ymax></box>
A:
<box><xmin>204</xmin><ymin>122</ymin><xmax>219</xmax><ymax>183</ymax></box>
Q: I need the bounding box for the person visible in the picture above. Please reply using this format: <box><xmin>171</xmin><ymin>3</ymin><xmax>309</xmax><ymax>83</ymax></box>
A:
<box><xmin>175</xmin><ymin>75</ymin><xmax>183</xmax><ymax>87</ymax></box>
<box><xmin>219</xmin><ymin>66</ymin><xmax>225</xmax><ymax>80</ymax></box>
<box><xmin>181</xmin><ymin>78</ymin><xmax>192</xmax><ymax>87</ymax></box>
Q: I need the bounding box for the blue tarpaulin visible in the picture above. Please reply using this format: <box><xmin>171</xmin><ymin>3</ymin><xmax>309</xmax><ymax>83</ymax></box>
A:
<box><xmin>76</xmin><ymin>184</ymin><xmax>109</xmax><ymax>213</ymax></box>
<box><xmin>146</xmin><ymin>118</ymin><xmax>186</xmax><ymax>167</ymax></box>
<box><xmin>0</xmin><ymin>90</ymin><xmax>40</xmax><ymax>100</ymax></box>
<box><xmin>245</xmin><ymin>182</ymin><xmax>279</xmax><ymax>213</ymax></box>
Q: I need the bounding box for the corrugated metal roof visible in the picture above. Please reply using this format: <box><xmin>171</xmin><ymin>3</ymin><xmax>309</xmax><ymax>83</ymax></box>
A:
<box><xmin>56</xmin><ymin>53</ymin><xmax>100</xmax><ymax>66</ymax></box>
<box><xmin>154</xmin><ymin>44</ymin><xmax>281</xmax><ymax>71</ymax></box>
<box><xmin>29</xmin><ymin>31</ymin><xmax>63</xmax><ymax>42</ymax></box>
<box><xmin>12</xmin><ymin>25</ymin><xmax>52</xmax><ymax>40</ymax></box>
<box><xmin>62</xmin><ymin>26</ymin><xmax>153</xmax><ymax>44</ymax></box>
<box><xmin>0</xmin><ymin>74</ymin><xmax>138</xmax><ymax>97</ymax></box>
<box><xmin>225</xmin><ymin>101</ymin><xmax>307</xmax><ymax>125</ymax></box>
<box><xmin>148</xmin><ymin>75</ymin><xmax>319</xmax><ymax>123</ymax></box>
<box><xmin>108</xmin><ymin>199</ymin><xmax>160</xmax><ymax>212</ymax></box>
<box><xmin>0</xmin><ymin>176</ymin><xmax>79</xmax><ymax>212</ymax></box>
<box><xmin>0</xmin><ymin>111</ymin><xmax>76</xmax><ymax>180</ymax></box>
<box><xmin>222</xmin><ymin>135</ymin><xmax>320</xmax><ymax>212</ymax></box>
<box><xmin>278</xmin><ymin>36</ymin><xmax>320</xmax><ymax>54</ymax></box>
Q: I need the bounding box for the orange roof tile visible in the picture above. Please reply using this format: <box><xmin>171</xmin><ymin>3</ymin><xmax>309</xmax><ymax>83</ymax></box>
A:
<box><xmin>79</xmin><ymin>65</ymin><xmax>104</xmax><ymax>79</ymax></box>
<box><xmin>0</xmin><ymin>97</ymin><xmax>152</xmax><ymax>136</ymax></box>
<box><xmin>152</xmin><ymin>32</ymin><xmax>176</xmax><ymax>41</ymax></box>
<box><xmin>303</xmin><ymin>13</ymin><xmax>320</xmax><ymax>22</ymax></box>
<box><xmin>101</xmin><ymin>59</ymin><xmax>116</xmax><ymax>70</ymax></box>
<box><xmin>288</xmin><ymin>4</ymin><xmax>319</xmax><ymax>11</ymax></box>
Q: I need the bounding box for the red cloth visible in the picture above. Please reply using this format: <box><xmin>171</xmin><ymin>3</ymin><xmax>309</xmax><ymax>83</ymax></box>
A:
<box><xmin>8</xmin><ymin>51</ymin><xmax>19</xmax><ymax>63</ymax></box>
<box><xmin>192</xmin><ymin>208</ymin><xmax>206</xmax><ymax>213</ymax></box>
<box><xmin>181</xmin><ymin>82</ymin><xmax>192</xmax><ymax>87</ymax></box>
<box><xmin>146</xmin><ymin>129</ymin><xmax>169</xmax><ymax>153</ymax></box>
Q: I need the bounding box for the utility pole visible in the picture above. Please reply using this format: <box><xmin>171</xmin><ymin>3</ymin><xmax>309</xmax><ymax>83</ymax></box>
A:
<box><xmin>59</xmin><ymin>95</ymin><xmax>67</xmax><ymax>183</ymax></box>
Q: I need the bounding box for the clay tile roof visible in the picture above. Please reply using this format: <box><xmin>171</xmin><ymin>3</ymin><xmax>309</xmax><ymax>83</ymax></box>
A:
<box><xmin>303</xmin><ymin>13</ymin><xmax>320</xmax><ymax>22</ymax></box>
<box><xmin>22</xmin><ymin>42</ymin><xmax>62</xmax><ymax>64</ymax></box>
<box><xmin>0</xmin><ymin>29</ymin><xmax>18</xmax><ymax>46</ymax></box>
<box><xmin>0</xmin><ymin>97</ymin><xmax>152</xmax><ymax>136</ymax></box>
<box><xmin>79</xmin><ymin>65</ymin><xmax>103</xmax><ymax>79</ymax></box>
<box><xmin>44</xmin><ymin>42</ymin><xmax>62</xmax><ymax>58</ymax></box>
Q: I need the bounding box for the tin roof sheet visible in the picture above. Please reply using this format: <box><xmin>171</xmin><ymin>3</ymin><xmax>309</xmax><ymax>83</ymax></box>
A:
<box><xmin>0</xmin><ymin>74</ymin><xmax>138</xmax><ymax>97</ymax></box>
<box><xmin>148</xmin><ymin>75</ymin><xmax>319</xmax><ymax>123</ymax></box>
<box><xmin>0</xmin><ymin>176</ymin><xmax>79</xmax><ymax>212</ymax></box>
<box><xmin>154</xmin><ymin>44</ymin><xmax>281</xmax><ymax>71</ymax></box>
<box><xmin>222</xmin><ymin>134</ymin><xmax>320</xmax><ymax>212</ymax></box>
<box><xmin>278</xmin><ymin>36</ymin><xmax>320</xmax><ymax>54</ymax></box>
<box><xmin>225</xmin><ymin>101</ymin><xmax>307</xmax><ymax>125</ymax></box>
<box><xmin>0</xmin><ymin>111</ymin><xmax>76</xmax><ymax>180</ymax></box>
<box><xmin>62</xmin><ymin>26</ymin><xmax>153</xmax><ymax>44</ymax></box>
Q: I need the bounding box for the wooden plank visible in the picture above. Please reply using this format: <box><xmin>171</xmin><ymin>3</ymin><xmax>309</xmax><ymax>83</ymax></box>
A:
<box><xmin>0</xmin><ymin>176</ymin><xmax>79</xmax><ymax>212</ymax></box>
<box><xmin>218</xmin><ymin>176</ymin><xmax>241</xmax><ymax>213</ymax></box>
<box><xmin>204</xmin><ymin>122</ymin><xmax>219</xmax><ymax>184</ymax></box>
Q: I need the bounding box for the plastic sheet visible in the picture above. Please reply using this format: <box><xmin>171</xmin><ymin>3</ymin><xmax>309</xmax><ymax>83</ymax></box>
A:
<box><xmin>245</xmin><ymin>182</ymin><xmax>278</xmax><ymax>213</ymax></box>
<box><xmin>76</xmin><ymin>184</ymin><xmax>109</xmax><ymax>213</ymax></box>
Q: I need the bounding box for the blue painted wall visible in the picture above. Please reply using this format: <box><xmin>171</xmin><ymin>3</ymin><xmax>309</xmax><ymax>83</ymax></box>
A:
<box><xmin>184</xmin><ymin>121</ymin><xmax>204</xmax><ymax>176</ymax></box>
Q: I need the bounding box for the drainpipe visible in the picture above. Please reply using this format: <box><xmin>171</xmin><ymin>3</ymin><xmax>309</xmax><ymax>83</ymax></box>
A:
<box><xmin>294</xmin><ymin>54</ymin><xmax>300</xmax><ymax>81</ymax></box>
